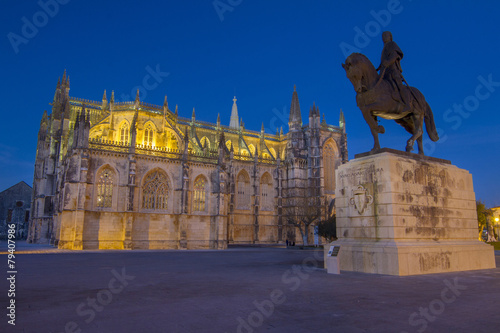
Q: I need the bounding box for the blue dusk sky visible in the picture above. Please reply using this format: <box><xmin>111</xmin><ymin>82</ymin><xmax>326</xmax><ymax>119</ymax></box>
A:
<box><xmin>1</xmin><ymin>0</ymin><xmax>499</xmax><ymax>207</ymax></box>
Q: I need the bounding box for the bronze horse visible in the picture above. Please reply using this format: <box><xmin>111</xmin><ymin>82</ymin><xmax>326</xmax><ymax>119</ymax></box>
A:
<box><xmin>342</xmin><ymin>53</ymin><xmax>439</xmax><ymax>155</ymax></box>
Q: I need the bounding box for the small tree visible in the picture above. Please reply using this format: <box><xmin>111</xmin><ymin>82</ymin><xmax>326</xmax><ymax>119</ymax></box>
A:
<box><xmin>477</xmin><ymin>200</ymin><xmax>492</xmax><ymax>240</ymax></box>
<box><xmin>283</xmin><ymin>195</ymin><xmax>322</xmax><ymax>246</ymax></box>
<box><xmin>317</xmin><ymin>215</ymin><xmax>337</xmax><ymax>242</ymax></box>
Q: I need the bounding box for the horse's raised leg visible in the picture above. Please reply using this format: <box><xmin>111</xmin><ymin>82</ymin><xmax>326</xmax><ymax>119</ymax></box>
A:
<box><xmin>361</xmin><ymin>109</ymin><xmax>381</xmax><ymax>152</ymax></box>
<box><xmin>406</xmin><ymin>114</ymin><xmax>424</xmax><ymax>153</ymax></box>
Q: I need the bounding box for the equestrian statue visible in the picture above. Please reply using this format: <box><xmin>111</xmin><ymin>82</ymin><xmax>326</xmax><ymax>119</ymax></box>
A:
<box><xmin>342</xmin><ymin>31</ymin><xmax>439</xmax><ymax>155</ymax></box>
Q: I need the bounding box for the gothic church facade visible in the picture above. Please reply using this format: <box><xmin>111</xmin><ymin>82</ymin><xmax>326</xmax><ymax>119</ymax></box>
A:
<box><xmin>28</xmin><ymin>71</ymin><xmax>347</xmax><ymax>249</ymax></box>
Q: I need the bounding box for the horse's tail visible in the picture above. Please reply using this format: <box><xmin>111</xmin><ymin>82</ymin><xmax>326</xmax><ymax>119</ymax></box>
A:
<box><xmin>424</xmin><ymin>102</ymin><xmax>439</xmax><ymax>142</ymax></box>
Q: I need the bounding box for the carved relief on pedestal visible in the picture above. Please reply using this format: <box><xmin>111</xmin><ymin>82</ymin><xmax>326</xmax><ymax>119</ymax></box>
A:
<box><xmin>349</xmin><ymin>185</ymin><xmax>373</xmax><ymax>215</ymax></box>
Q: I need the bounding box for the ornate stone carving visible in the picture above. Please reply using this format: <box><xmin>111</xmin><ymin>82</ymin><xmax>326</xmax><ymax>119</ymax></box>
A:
<box><xmin>349</xmin><ymin>185</ymin><xmax>373</xmax><ymax>215</ymax></box>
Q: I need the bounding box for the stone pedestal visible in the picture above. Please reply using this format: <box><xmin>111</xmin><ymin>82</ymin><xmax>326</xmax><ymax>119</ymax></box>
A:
<box><xmin>326</xmin><ymin>149</ymin><xmax>496</xmax><ymax>276</ymax></box>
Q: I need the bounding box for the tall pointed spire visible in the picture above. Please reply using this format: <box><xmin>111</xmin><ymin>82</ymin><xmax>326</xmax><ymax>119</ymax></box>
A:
<box><xmin>218</xmin><ymin>131</ymin><xmax>226</xmax><ymax>149</ymax></box>
<box><xmin>102</xmin><ymin>90</ymin><xmax>108</xmax><ymax>110</ymax></box>
<box><xmin>109</xmin><ymin>90</ymin><xmax>115</xmax><ymax>115</ymax></box>
<box><xmin>289</xmin><ymin>85</ymin><xmax>302</xmax><ymax>128</ymax></box>
<box><xmin>183</xmin><ymin>127</ymin><xmax>189</xmax><ymax>157</ymax></box>
<box><xmin>192</xmin><ymin>107</ymin><xmax>196</xmax><ymax>119</ymax></box>
<box><xmin>129</xmin><ymin>111</ymin><xmax>138</xmax><ymax>154</ymax></box>
<box><xmin>41</xmin><ymin>110</ymin><xmax>49</xmax><ymax>124</ymax></box>
<box><xmin>309</xmin><ymin>104</ymin><xmax>315</xmax><ymax>118</ymax></box>
<box><xmin>134</xmin><ymin>89</ymin><xmax>140</xmax><ymax>108</ymax></box>
<box><xmin>229</xmin><ymin>96</ymin><xmax>240</xmax><ymax>129</ymax></box>
<box><xmin>339</xmin><ymin>108</ymin><xmax>345</xmax><ymax>130</ymax></box>
<box><xmin>163</xmin><ymin>95</ymin><xmax>168</xmax><ymax>111</ymax></box>
<box><xmin>53</xmin><ymin>77</ymin><xmax>61</xmax><ymax>102</ymax></box>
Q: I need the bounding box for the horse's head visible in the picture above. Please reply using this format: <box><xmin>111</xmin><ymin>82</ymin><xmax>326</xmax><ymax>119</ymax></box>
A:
<box><xmin>342</xmin><ymin>53</ymin><xmax>377</xmax><ymax>93</ymax></box>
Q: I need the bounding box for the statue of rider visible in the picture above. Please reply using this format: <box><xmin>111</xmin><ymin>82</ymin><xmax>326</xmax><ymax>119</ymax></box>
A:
<box><xmin>377</xmin><ymin>31</ymin><xmax>411</xmax><ymax>113</ymax></box>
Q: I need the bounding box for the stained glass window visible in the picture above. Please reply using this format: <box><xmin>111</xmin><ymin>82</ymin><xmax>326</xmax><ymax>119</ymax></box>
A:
<box><xmin>193</xmin><ymin>176</ymin><xmax>207</xmax><ymax>212</ymax></box>
<box><xmin>120</xmin><ymin>123</ymin><xmax>129</xmax><ymax>144</ymax></box>
<box><xmin>142</xmin><ymin>170</ymin><xmax>169</xmax><ymax>210</ymax></box>
<box><xmin>96</xmin><ymin>168</ymin><xmax>113</xmax><ymax>208</ymax></box>
<box><xmin>144</xmin><ymin>124</ymin><xmax>153</xmax><ymax>146</ymax></box>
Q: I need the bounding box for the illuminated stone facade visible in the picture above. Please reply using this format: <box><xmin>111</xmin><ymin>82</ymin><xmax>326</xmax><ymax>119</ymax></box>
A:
<box><xmin>28</xmin><ymin>71</ymin><xmax>347</xmax><ymax>249</ymax></box>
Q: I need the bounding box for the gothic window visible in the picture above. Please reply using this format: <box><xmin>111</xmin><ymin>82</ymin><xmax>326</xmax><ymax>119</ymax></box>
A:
<box><xmin>260</xmin><ymin>173</ymin><xmax>273</xmax><ymax>211</ymax></box>
<box><xmin>236</xmin><ymin>170</ymin><xmax>251</xmax><ymax>209</ymax></box>
<box><xmin>323</xmin><ymin>142</ymin><xmax>336</xmax><ymax>192</ymax></box>
<box><xmin>96</xmin><ymin>167</ymin><xmax>114</xmax><ymax>208</ymax></box>
<box><xmin>248</xmin><ymin>144</ymin><xmax>255</xmax><ymax>156</ymax></box>
<box><xmin>144</xmin><ymin>124</ymin><xmax>154</xmax><ymax>146</ymax></box>
<box><xmin>193</xmin><ymin>176</ymin><xmax>207</xmax><ymax>212</ymax></box>
<box><xmin>120</xmin><ymin>122</ymin><xmax>129</xmax><ymax>144</ymax></box>
<box><xmin>226</xmin><ymin>140</ymin><xmax>232</xmax><ymax>151</ymax></box>
<box><xmin>142</xmin><ymin>170</ymin><xmax>169</xmax><ymax>210</ymax></box>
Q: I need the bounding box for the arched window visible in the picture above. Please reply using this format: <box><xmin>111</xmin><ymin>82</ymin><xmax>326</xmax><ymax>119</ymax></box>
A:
<box><xmin>193</xmin><ymin>176</ymin><xmax>207</xmax><ymax>212</ymax></box>
<box><xmin>323</xmin><ymin>142</ymin><xmax>336</xmax><ymax>192</ymax></box>
<box><xmin>260</xmin><ymin>173</ymin><xmax>273</xmax><ymax>211</ymax></box>
<box><xmin>237</xmin><ymin>170</ymin><xmax>251</xmax><ymax>209</ymax></box>
<box><xmin>144</xmin><ymin>124</ymin><xmax>154</xmax><ymax>146</ymax></box>
<box><xmin>120</xmin><ymin>122</ymin><xmax>129</xmax><ymax>144</ymax></box>
<box><xmin>142</xmin><ymin>170</ymin><xmax>169</xmax><ymax>210</ymax></box>
<box><xmin>248</xmin><ymin>144</ymin><xmax>255</xmax><ymax>156</ymax></box>
<box><xmin>226</xmin><ymin>140</ymin><xmax>232</xmax><ymax>151</ymax></box>
<box><xmin>96</xmin><ymin>167</ymin><xmax>114</xmax><ymax>208</ymax></box>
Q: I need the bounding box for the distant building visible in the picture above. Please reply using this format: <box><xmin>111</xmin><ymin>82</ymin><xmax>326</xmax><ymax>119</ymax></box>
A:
<box><xmin>492</xmin><ymin>206</ymin><xmax>500</xmax><ymax>238</ymax></box>
<box><xmin>0</xmin><ymin>181</ymin><xmax>32</xmax><ymax>239</ymax></box>
<box><xmin>28</xmin><ymin>71</ymin><xmax>347</xmax><ymax>250</ymax></box>
<box><xmin>492</xmin><ymin>207</ymin><xmax>500</xmax><ymax>219</ymax></box>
